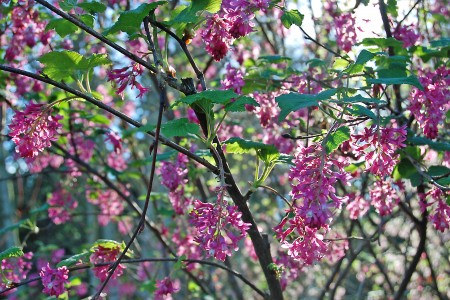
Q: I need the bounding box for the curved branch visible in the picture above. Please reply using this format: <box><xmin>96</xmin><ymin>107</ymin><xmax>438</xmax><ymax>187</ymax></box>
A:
<box><xmin>0</xmin><ymin>65</ymin><xmax>220</xmax><ymax>175</ymax></box>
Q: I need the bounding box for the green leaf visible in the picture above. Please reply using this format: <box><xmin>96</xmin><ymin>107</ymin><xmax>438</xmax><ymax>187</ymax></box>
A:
<box><xmin>77</xmin><ymin>1</ymin><xmax>107</xmax><ymax>14</ymax></box>
<box><xmin>85</xmin><ymin>114</ymin><xmax>111</xmax><ymax>125</ymax></box>
<box><xmin>275</xmin><ymin>89</ymin><xmax>337</xmax><ymax>121</ymax></box>
<box><xmin>224</xmin><ymin>96</ymin><xmax>259</xmax><ymax>112</ymax></box>
<box><xmin>223</xmin><ymin>137</ymin><xmax>280</xmax><ymax>164</ymax></box>
<box><xmin>59</xmin><ymin>0</ymin><xmax>78</xmax><ymax>11</ymax></box>
<box><xmin>407</xmin><ymin>136</ymin><xmax>450</xmax><ymax>151</ymax></box>
<box><xmin>258</xmin><ymin>55</ymin><xmax>292</xmax><ymax>64</ymax></box>
<box><xmin>161</xmin><ymin>118</ymin><xmax>200</xmax><ymax>138</ymax></box>
<box><xmin>437</xmin><ymin>176</ymin><xmax>450</xmax><ymax>186</ymax></box>
<box><xmin>392</xmin><ymin>159</ymin><xmax>417</xmax><ymax>180</ymax></box>
<box><xmin>173</xmin><ymin>255</ymin><xmax>187</xmax><ymax>271</ymax></box>
<box><xmin>325</xmin><ymin>126</ymin><xmax>350</xmax><ymax>154</ymax></box>
<box><xmin>347</xmin><ymin>104</ymin><xmax>376</xmax><ymax>119</ymax></box>
<box><xmin>337</xmin><ymin>95</ymin><xmax>385</xmax><ymax>104</ymax></box>
<box><xmin>368</xmin><ymin>75</ymin><xmax>424</xmax><ymax>90</ymax></box>
<box><xmin>429</xmin><ymin>38</ymin><xmax>450</xmax><ymax>48</ymax></box>
<box><xmin>91</xmin><ymin>239</ymin><xmax>122</xmax><ymax>250</ymax></box>
<box><xmin>79</xmin><ymin>14</ymin><xmax>95</xmax><ymax>28</ymax></box>
<box><xmin>361</xmin><ymin>37</ymin><xmax>403</xmax><ymax>48</ymax></box>
<box><xmin>428</xmin><ymin>166</ymin><xmax>450</xmax><ymax>177</ymax></box>
<box><xmin>177</xmin><ymin>89</ymin><xmax>238</xmax><ymax>105</ymax></box>
<box><xmin>355</xmin><ymin>49</ymin><xmax>376</xmax><ymax>65</ymax></box>
<box><xmin>387</xmin><ymin>0</ymin><xmax>398</xmax><ymax>17</ymax></box>
<box><xmin>46</xmin><ymin>19</ymin><xmax>79</xmax><ymax>38</ymax></box>
<box><xmin>57</xmin><ymin>252</ymin><xmax>90</xmax><ymax>268</ymax></box>
<box><xmin>0</xmin><ymin>246</ymin><xmax>24</xmax><ymax>261</ymax></box>
<box><xmin>172</xmin><ymin>0</ymin><xmax>222</xmax><ymax>23</ymax></box>
<box><xmin>280</xmin><ymin>9</ymin><xmax>304</xmax><ymax>29</ymax></box>
<box><xmin>38</xmin><ymin>51</ymin><xmax>111</xmax><ymax>81</ymax></box>
<box><xmin>104</xmin><ymin>2</ymin><xmax>167</xmax><ymax>35</ymax></box>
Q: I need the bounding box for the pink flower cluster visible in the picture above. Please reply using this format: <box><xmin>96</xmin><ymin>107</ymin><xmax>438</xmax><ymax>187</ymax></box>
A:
<box><xmin>90</xmin><ymin>245</ymin><xmax>126</xmax><ymax>281</ymax></box>
<box><xmin>221</xmin><ymin>64</ymin><xmax>245</xmax><ymax>94</ymax></box>
<box><xmin>253</xmin><ymin>92</ymin><xmax>281</xmax><ymax>128</ymax></box>
<box><xmin>47</xmin><ymin>188</ymin><xmax>78</xmax><ymax>225</ymax></box>
<box><xmin>394</xmin><ymin>24</ymin><xmax>421</xmax><ymax>48</ymax></box>
<box><xmin>201</xmin><ymin>0</ymin><xmax>269</xmax><ymax>61</ymax></box>
<box><xmin>289</xmin><ymin>144</ymin><xmax>351</xmax><ymax>229</ymax></box>
<box><xmin>154</xmin><ymin>277</ymin><xmax>180</xmax><ymax>300</ymax></box>
<box><xmin>66</xmin><ymin>133</ymin><xmax>95</xmax><ymax>177</ymax></box>
<box><xmin>274</xmin><ymin>250</ymin><xmax>305</xmax><ymax>291</ymax></box>
<box><xmin>334</xmin><ymin>13</ymin><xmax>357</xmax><ymax>52</ymax></box>
<box><xmin>351</xmin><ymin>124</ymin><xmax>407</xmax><ymax>176</ymax></box>
<box><xmin>409</xmin><ymin>66</ymin><xmax>450</xmax><ymax>139</ymax></box>
<box><xmin>346</xmin><ymin>193</ymin><xmax>370</xmax><ymax>220</ymax></box>
<box><xmin>189</xmin><ymin>188</ymin><xmax>251</xmax><ymax>261</ymax></box>
<box><xmin>0</xmin><ymin>252</ymin><xmax>33</xmax><ymax>295</ymax></box>
<box><xmin>4</xmin><ymin>3</ymin><xmax>52</xmax><ymax>62</ymax></box>
<box><xmin>87</xmin><ymin>189</ymin><xmax>125</xmax><ymax>226</ymax></box>
<box><xmin>420</xmin><ymin>187</ymin><xmax>450</xmax><ymax>232</ymax></box>
<box><xmin>274</xmin><ymin>215</ymin><xmax>329</xmax><ymax>265</ymax></box>
<box><xmin>369</xmin><ymin>179</ymin><xmax>402</xmax><ymax>216</ymax></box>
<box><xmin>39</xmin><ymin>263</ymin><xmax>69</xmax><ymax>297</ymax></box>
<box><xmin>107</xmin><ymin>63</ymin><xmax>150</xmax><ymax>99</ymax></box>
<box><xmin>9</xmin><ymin>102</ymin><xmax>63</xmax><ymax>159</ymax></box>
<box><xmin>159</xmin><ymin>153</ymin><xmax>191</xmax><ymax>214</ymax></box>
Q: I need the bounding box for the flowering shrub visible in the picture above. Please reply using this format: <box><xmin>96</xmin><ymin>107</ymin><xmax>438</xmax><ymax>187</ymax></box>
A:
<box><xmin>0</xmin><ymin>0</ymin><xmax>449</xmax><ymax>299</ymax></box>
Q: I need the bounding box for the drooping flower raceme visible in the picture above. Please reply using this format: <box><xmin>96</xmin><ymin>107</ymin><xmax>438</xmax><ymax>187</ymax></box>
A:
<box><xmin>369</xmin><ymin>179</ymin><xmax>402</xmax><ymax>216</ymax></box>
<box><xmin>154</xmin><ymin>277</ymin><xmax>180</xmax><ymax>300</ymax></box>
<box><xmin>351</xmin><ymin>124</ymin><xmax>407</xmax><ymax>177</ymax></box>
<box><xmin>289</xmin><ymin>144</ymin><xmax>351</xmax><ymax>229</ymax></box>
<box><xmin>9</xmin><ymin>102</ymin><xmax>63</xmax><ymax>159</ymax></box>
<box><xmin>90</xmin><ymin>245</ymin><xmax>126</xmax><ymax>281</ymax></box>
<box><xmin>421</xmin><ymin>187</ymin><xmax>450</xmax><ymax>232</ymax></box>
<box><xmin>393</xmin><ymin>24</ymin><xmax>421</xmax><ymax>48</ymax></box>
<box><xmin>39</xmin><ymin>263</ymin><xmax>69</xmax><ymax>297</ymax></box>
<box><xmin>107</xmin><ymin>63</ymin><xmax>150</xmax><ymax>98</ymax></box>
<box><xmin>0</xmin><ymin>252</ymin><xmax>33</xmax><ymax>295</ymax></box>
<box><xmin>409</xmin><ymin>66</ymin><xmax>450</xmax><ymax>139</ymax></box>
<box><xmin>189</xmin><ymin>188</ymin><xmax>251</xmax><ymax>261</ymax></box>
<box><xmin>334</xmin><ymin>12</ymin><xmax>357</xmax><ymax>52</ymax></box>
<box><xmin>221</xmin><ymin>64</ymin><xmax>245</xmax><ymax>94</ymax></box>
<box><xmin>87</xmin><ymin>189</ymin><xmax>125</xmax><ymax>226</ymax></box>
<box><xmin>47</xmin><ymin>188</ymin><xmax>78</xmax><ymax>225</ymax></box>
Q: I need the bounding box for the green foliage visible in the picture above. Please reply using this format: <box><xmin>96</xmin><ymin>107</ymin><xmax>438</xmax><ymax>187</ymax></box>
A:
<box><xmin>172</xmin><ymin>0</ymin><xmax>222</xmax><ymax>24</ymax></box>
<box><xmin>161</xmin><ymin>118</ymin><xmax>200</xmax><ymax>138</ymax></box>
<box><xmin>0</xmin><ymin>246</ymin><xmax>24</xmax><ymax>261</ymax></box>
<box><xmin>57</xmin><ymin>252</ymin><xmax>90</xmax><ymax>268</ymax></box>
<box><xmin>223</xmin><ymin>137</ymin><xmax>280</xmax><ymax>164</ymax></box>
<box><xmin>324</xmin><ymin>126</ymin><xmax>350</xmax><ymax>154</ymax></box>
<box><xmin>77</xmin><ymin>1</ymin><xmax>107</xmax><ymax>14</ymax></box>
<box><xmin>368</xmin><ymin>75</ymin><xmax>424</xmax><ymax>90</ymax></box>
<box><xmin>38</xmin><ymin>51</ymin><xmax>111</xmax><ymax>81</ymax></box>
<box><xmin>103</xmin><ymin>2</ymin><xmax>167</xmax><ymax>35</ymax></box>
<box><xmin>280</xmin><ymin>9</ymin><xmax>304</xmax><ymax>29</ymax></box>
<box><xmin>407</xmin><ymin>135</ymin><xmax>450</xmax><ymax>151</ymax></box>
<box><xmin>46</xmin><ymin>19</ymin><xmax>79</xmax><ymax>38</ymax></box>
<box><xmin>275</xmin><ymin>89</ymin><xmax>337</xmax><ymax>121</ymax></box>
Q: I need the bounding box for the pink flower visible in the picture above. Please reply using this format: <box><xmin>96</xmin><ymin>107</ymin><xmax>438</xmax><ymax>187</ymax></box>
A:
<box><xmin>394</xmin><ymin>24</ymin><xmax>421</xmax><ymax>48</ymax></box>
<box><xmin>409</xmin><ymin>66</ymin><xmax>449</xmax><ymax>139</ymax></box>
<box><xmin>369</xmin><ymin>179</ymin><xmax>402</xmax><ymax>216</ymax></box>
<box><xmin>189</xmin><ymin>188</ymin><xmax>251</xmax><ymax>261</ymax></box>
<box><xmin>87</xmin><ymin>189</ymin><xmax>125</xmax><ymax>226</ymax></box>
<box><xmin>107</xmin><ymin>152</ymin><xmax>128</xmax><ymax>171</ymax></box>
<box><xmin>8</xmin><ymin>102</ymin><xmax>63</xmax><ymax>159</ymax></box>
<box><xmin>107</xmin><ymin>63</ymin><xmax>150</xmax><ymax>98</ymax></box>
<box><xmin>90</xmin><ymin>245</ymin><xmax>126</xmax><ymax>281</ymax></box>
<box><xmin>221</xmin><ymin>64</ymin><xmax>245</xmax><ymax>94</ymax></box>
<box><xmin>201</xmin><ymin>14</ymin><xmax>233</xmax><ymax>61</ymax></box>
<box><xmin>346</xmin><ymin>193</ymin><xmax>370</xmax><ymax>220</ymax></box>
<box><xmin>39</xmin><ymin>263</ymin><xmax>69</xmax><ymax>297</ymax></box>
<box><xmin>0</xmin><ymin>252</ymin><xmax>33</xmax><ymax>295</ymax></box>
<box><xmin>274</xmin><ymin>215</ymin><xmax>329</xmax><ymax>265</ymax></box>
<box><xmin>351</xmin><ymin>124</ymin><xmax>407</xmax><ymax>176</ymax></box>
<box><xmin>289</xmin><ymin>144</ymin><xmax>351</xmax><ymax>229</ymax></box>
<box><xmin>154</xmin><ymin>277</ymin><xmax>180</xmax><ymax>300</ymax></box>
<box><xmin>47</xmin><ymin>188</ymin><xmax>78</xmax><ymax>224</ymax></box>
<box><xmin>334</xmin><ymin>12</ymin><xmax>357</xmax><ymax>52</ymax></box>
<box><xmin>105</xmin><ymin>131</ymin><xmax>123</xmax><ymax>154</ymax></box>
<box><xmin>422</xmin><ymin>187</ymin><xmax>450</xmax><ymax>232</ymax></box>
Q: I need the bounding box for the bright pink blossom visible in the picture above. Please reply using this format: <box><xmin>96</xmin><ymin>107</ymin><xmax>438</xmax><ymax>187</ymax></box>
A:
<box><xmin>201</xmin><ymin>14</ymin><xmax>233</xmax><ymax>61</ymax></box>
<box><xmin>352</xmin><ymin>124</ymin><xmax>407</xmax><ymax>176</ymax></box>
<box><xmin>8</xmin><ymin>102</ymin><xmax>63</xmax><ymax>159</ymax></box>
<box><xmin>90</xmin><ymin>245</ymin><xmax>126</xmax><ymax>281</ymax></box>
<box><xmin>105</xmin><ymin>131</ymin><xmax>123</xmax><ymax>154</ymax></box>
<box><xmin>39</xmin><ymin>264</ymin><xmax>69</xmax><ymax>297</ymax></box>
<box><xmin>346</xmin><ymin>193</ymin><xmax>370</xmax><ymax>220</ymax></box>
<box><xmin>334</xmin><ymin>13</ymin><xmax>357</xmax><ymax>52</ymax></box>
<box><xmin>87</xmin><ymin>189</ymin><xmax>125</xmax><ymax>226</ymax></box>
<box><xmin>289</xmin><ymin>144</ymin><xmax>351</xmax><ymax>229</ymax></box>
<box><xmin>422</xmin><ymin>187</ymin><xmax>450</xmax><ymax>232</ymax></box>
<box><xmin>394</xmin><ymin>24</ymin><xmax>421</xmax><ymax>48</ymax></box>
<box><xmin>154</xmin><ymin>277</ymin><xmax>180</xmax><ymax>300</ymax></box>
<box><xmin>221</xmin><ymin>64</ymin><xmax>245</xmax><ymax>94</ymax></box>
<box><xmin>369</xmin><ymin>179</ymin><xmax>402</xmax><ymax>216</ymax></box>
<box><xmin>107</xmin><ymin>63</ymin><xmax>150</xmax><ymax>98</ymax></box>
<box><xmin>409</xmin><ymin>66</ymin><xmax>450</xmax><ymax>139</ymax></box>
<box><xmin>47</xmin><ymin>188</ymin><xmax>78</xmax><ymax>225</ymax></box>
<box><xmin>189</xmin><ymin>188</ymin><xmax>251</xmax><ymax>261</ymax></box>
<box><xmin>0</xmin><ymin>252</ymin><xmax>33</xmax><ymax>295</ymax></box>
